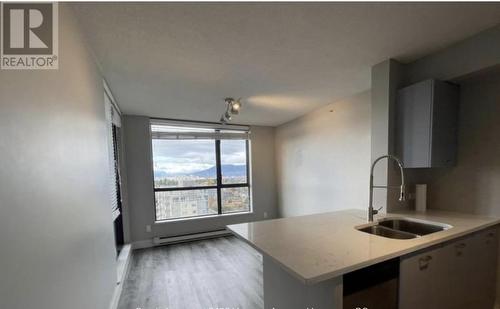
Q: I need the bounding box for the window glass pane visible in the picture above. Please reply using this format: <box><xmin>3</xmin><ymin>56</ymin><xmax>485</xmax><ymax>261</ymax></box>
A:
<box><xmin>221</xmin><ymin>187</ymin><xmax>250</xmax><ymax>214</ymax></box>
<box><xmin>155</xmin><ymin>189</ymin><xmax>218</xmax><ymax>220</ymax></box>
<box><xmin>221</xmin><ymin>140</ymin><xmax>248</xmax><ymax>184</ymax></box>
<box><xmin>152</xmin><ymin>139</ymin><xmax>216</xmax><ymax>188</ymax></box>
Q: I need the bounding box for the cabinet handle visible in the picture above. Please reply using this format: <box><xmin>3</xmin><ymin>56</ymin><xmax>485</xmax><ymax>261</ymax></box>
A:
<box><xmin>419</xmin><ymin>255</ymin><xmax>432</xmax><ymax>270</ymax></box>
<box><xmin>455</xmin><ymin>243</ymin><xmax>466</xmax><ymax>256</ymax></box>
<box><xmin>486</xmin><ymin>232</ymin><xmax>495</xmax><ymax>244</ymax></box>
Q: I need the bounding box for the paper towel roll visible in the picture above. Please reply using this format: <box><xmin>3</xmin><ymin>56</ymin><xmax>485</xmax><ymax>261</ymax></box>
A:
<box><xmin>415</xmin><ymin>184</ymin><xmax>427</xmax><ymax>213</ymax></box>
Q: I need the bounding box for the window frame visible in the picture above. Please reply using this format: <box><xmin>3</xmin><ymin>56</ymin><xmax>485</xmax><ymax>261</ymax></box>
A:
<box><xmin>150</xmin><ymin>125</ymin><xmax>251</xmax><ymax>222</ymax></box>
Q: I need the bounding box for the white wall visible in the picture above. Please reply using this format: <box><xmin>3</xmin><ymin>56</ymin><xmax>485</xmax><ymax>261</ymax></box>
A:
<box><xmin>275</xmin><ymin>91</ymin><xmax>371</xmax><ymax>217</ymax></box>
<box><xmin>370</xmin><ymin>60</ymin><xmax>406</xmax><ymax>213</ymax></box>
<box><xmin>371</xmin><ymin>24</ymin><xmax>500</xmax><ymax>212</ymax></box>
<box><xmin>122</xmin><ymin>116</ymin><xmax>278</xmax><ymax>244</ymax></box>
<box><xmin>422</xmin><ymin>70</ymin><xmax>500</xmax><ymax>215</ymax></box>
<box><xmin>404</xmin><ymin>24</ymin><xmax>500</xmax><ymax>85</ymax></box>
<box><xmin>0</xmin><ymin>5</ymin><xmax>117</xmax><ymax>309</ymax></box>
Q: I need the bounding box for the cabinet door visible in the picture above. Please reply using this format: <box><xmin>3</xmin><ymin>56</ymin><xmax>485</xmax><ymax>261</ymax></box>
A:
<box><xmin>467</xmin><ymin>228</ymin><xmax>498</xmax><ymax>308</ymax></box>
<box><xmin>439</xmin><ymin>236</ymin><xmax>474</xmax><ymax>309</ymax></box>
<box><xmin>396</xmin><ymin>80</ymin><xmax>433</xmax><ymax>168</ymax></box>
<box><xmin>430</xmin><ymin>81</ymin><xmax>459</xmax><ymax>167</ymax></box>
<box><xmin>399</xmin><ymin>245</ymin><xmax>449</xmax><ymax>309</ymax></box>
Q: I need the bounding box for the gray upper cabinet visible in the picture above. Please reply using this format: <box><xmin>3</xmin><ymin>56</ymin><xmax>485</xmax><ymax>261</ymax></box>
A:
<box><xmin>396</xmin><ymin>79</ymin><xmax>459</xmax><ymax>168</ymax></box>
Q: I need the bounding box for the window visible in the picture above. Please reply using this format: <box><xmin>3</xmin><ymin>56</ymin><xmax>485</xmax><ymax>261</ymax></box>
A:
<box><xmin>151</xmin><ymin>121</ymin><xmax>251</xmax><ymax>221</ymax></box>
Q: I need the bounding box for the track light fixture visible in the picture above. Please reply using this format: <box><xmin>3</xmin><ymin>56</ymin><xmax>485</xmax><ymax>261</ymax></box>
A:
<box><xmin>220</xmin><ymin>97</ymin><xmax>242</xmax><ymax>124</ymax></box>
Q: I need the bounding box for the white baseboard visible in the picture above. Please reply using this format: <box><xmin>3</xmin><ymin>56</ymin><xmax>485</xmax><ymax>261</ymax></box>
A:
<box><xmin>109</xmin><ymin>244</ymin><xmax>132</xmax><ymax>309</ymax></box>
<box><xmin>131</xmin><ymin>239</ymin><xmax>154</xmax><ymax>250</ymax></box>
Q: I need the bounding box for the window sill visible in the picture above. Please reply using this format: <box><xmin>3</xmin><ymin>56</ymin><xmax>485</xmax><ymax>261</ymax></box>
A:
<box><xmin>154</xmin><ymin>210</ymin><xmax>253</xmax><ymax>224</ymax></box>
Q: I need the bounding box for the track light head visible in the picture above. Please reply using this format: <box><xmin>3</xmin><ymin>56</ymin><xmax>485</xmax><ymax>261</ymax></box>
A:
<box><xmin>230</xmin><ymin>99</ymin><xmax>242</xmax><ymax>114</ymax></box>
<box><xmin>220</xmin><ymin>97</ymin><xmax>242</xmax><ymax>124</ymax></box>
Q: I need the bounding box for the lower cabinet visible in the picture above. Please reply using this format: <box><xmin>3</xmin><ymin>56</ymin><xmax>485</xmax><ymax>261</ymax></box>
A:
<box><xmin>399</xmin><ymin>228</ymin><xmax>498</xmax><ymax>309</ymax></box>
<box><xmin>467</xmin><ymin>228</ymin><xmax>498</xmax><ymax>308</ymax></box>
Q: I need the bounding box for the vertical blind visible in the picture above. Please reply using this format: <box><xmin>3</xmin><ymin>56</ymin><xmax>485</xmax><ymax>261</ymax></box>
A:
<box><xmin>104</xmin><ymin>92</ymin><xmax>121</xmax><ymax>219</ymax></box>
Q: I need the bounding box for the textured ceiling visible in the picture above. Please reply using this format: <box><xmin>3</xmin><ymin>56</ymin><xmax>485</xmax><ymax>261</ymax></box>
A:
<box><xmin>72</xmin><ymin>3</ymin><xmax>500</xmax><ymax>126</ymax></box>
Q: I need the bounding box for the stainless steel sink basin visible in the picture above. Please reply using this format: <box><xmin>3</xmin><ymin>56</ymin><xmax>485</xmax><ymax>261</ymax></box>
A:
<box><xmin>357</xmin><ymin>217</ymin><xmax>452</xmax><ymax>239</ymax></box>
<box><xmin>378</xmin><ymin>218</ymin><xmax>448</xmax><ymax>235</ymax></box>
<box><xmin>358</xmin><ymin>225</ymin><xmax>417</xmax><ymax>239</ymax></box>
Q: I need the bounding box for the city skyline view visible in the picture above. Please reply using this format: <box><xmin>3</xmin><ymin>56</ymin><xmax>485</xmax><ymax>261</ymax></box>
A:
<box><xmin>152</xmin><ymin>138</ymin><xmax>250</xmax><ymax>220</ymax></box>
<box><xmin>152</xmin><ymin>139</ymin><xmax>247</xmax><ymax>177</ymax></box>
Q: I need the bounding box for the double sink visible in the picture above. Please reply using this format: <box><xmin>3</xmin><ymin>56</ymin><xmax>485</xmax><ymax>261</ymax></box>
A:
<box><xmin>357</xmin><ymin>217</ymin><xmax>452</xmax><ymax>239</ymax></box>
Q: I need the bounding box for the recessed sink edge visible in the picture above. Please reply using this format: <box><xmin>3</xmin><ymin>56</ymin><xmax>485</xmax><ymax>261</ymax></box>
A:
<box><xmin>355</xmin><ymin>216</ymin><xmax>453</xmax><ymax>239</ymax></box>
<box><xmin>378</xmin><ymin>216</ymin><xmax>453</xmax><ymax>230</ymax></box>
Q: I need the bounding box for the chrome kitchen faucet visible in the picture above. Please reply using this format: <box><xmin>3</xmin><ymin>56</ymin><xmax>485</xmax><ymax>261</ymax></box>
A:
<box><xmin>368</xmin><ymin>155</ymin><xmax>406</xmax><ymax>222</ymax></box>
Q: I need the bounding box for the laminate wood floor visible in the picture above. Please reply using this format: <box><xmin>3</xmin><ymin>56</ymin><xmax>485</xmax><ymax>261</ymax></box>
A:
<box><xmin>118</xmin><ymin>236</ymin><xmax>263</xmax><ymax>309</ymax></box>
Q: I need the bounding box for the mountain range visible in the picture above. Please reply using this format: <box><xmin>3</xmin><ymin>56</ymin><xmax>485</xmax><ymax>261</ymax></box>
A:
<box><xmin>154</xmin><ymin>164</ymin><xmax>246</xmax><ymax>178</ymax></box>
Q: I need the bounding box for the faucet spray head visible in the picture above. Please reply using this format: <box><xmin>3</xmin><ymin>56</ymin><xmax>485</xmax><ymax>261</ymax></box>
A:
<box><xmin>399</xmin><ymin>185</ymin><xmax>406</xmax><ymax>202</ymax></box>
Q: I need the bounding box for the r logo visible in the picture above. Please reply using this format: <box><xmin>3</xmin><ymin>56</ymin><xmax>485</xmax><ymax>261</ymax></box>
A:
<box><xmin>2</xmin><ymin>3</ymin><xmax>53</xmax><ymax>54</ymax></box>
<box><xmin>1</xmin><ymin>2</ymin><xmax>58</xmax><ymax>69</ymax></box>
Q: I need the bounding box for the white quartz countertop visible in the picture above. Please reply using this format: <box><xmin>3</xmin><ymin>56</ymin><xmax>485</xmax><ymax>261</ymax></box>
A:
<box><xmin>227</xmin><ymin>209</ymin><xmax>500</xmax><ymax>285</ymax></box>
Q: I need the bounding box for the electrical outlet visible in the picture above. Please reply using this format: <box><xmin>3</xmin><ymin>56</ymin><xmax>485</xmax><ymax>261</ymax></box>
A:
<box><xmin>146</xmin><ymin>225</ymin><xmax>152</xmax><ymax>233</ymax></box>
<box><xmin>263</xmin><ymin>212</ymin><xmax>268</xmax><ymax>219</ymax></box>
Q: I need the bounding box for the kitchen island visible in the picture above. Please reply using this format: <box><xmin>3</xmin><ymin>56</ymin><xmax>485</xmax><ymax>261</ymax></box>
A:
<box><xmin>227</xmin><ymin>209</ymin><xmax>500</xmax><ymax>309</ymax></box>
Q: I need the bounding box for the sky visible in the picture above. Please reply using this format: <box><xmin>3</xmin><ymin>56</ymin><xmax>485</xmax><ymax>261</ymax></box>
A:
<box><xmin>152</xmin><ymin>139</ymin><xmax>246</xmax><ymax>175</ymax></box>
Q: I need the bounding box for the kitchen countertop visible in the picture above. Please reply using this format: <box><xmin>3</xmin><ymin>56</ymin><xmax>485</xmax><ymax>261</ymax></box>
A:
<box><xmin>227</xmin><ymin>209</ymin><xmax>500</xmax><ymax>285</ymax></box>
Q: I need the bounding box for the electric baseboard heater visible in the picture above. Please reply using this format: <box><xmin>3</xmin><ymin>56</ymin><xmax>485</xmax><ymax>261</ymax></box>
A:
<box><xmin>153</xmin><ymin>229</ymin><xmax>232</xmax><ymax>246</ymax></box>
